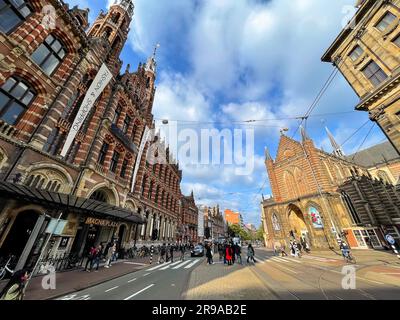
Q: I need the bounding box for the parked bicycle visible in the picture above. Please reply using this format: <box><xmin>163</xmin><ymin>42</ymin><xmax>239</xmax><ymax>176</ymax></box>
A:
<box><xmin>0</xmin><ymin>255</ymin><xmax>16</xmax><ymax>280</ymax></box>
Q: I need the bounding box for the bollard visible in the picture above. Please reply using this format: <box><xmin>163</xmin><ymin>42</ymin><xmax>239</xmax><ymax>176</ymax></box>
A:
<box><xmin>150</xmin><ymin>245</ymin><xmax>154</xmax><ymax>264</ymax></box>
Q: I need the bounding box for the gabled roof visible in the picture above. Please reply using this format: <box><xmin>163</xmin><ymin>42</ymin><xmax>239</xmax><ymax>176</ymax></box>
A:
<box><xmin>347</xmin><ymin>142</ymin><xmax>399</xmax><ymax>167</ymax></box>
<box><xmin>275</xmin><ymin>135</ymin><xmax>306</xmax><ymax>163</ymax></box>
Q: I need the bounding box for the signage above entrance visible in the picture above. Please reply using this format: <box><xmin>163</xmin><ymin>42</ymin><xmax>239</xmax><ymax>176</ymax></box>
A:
<box><xmin>85</xmin><ymin>217</ymin><xmax>119</xmax><ymax>228</ymax></box>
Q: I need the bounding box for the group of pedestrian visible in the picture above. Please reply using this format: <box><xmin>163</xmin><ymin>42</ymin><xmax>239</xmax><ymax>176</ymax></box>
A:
<box><xmin>83</xmin><ymin>241</ymin><xmax>118</xmax><ymax>272</ymax></box>
<box><xmin>158</xmin><ymin>243</ymin><xmax>183</xmax><ymax>264</ymax></box>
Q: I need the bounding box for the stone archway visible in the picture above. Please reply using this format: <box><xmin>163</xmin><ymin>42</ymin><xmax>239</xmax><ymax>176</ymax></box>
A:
<box><xmin>287</xmin><ymin>204</ymin><xmax>308</xmax><ymax>238</ymax></box>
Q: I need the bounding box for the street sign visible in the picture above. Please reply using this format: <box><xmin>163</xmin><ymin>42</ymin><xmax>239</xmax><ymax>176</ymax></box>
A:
<box><xmin>385</xmin><ymin>235</ymin><xmax>396</xmax><ymax>245</ymax></box>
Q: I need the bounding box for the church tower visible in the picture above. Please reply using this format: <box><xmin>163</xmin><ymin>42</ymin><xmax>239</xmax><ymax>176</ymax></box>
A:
<box><xmin>88</xmin><ymin>0</ymin><xmax>134</xmax><ymax>59</ymax></box>
<box><xmin>326</xmin><ymin>127</ymin><xmax>345</xmax><ymax>158</ymax></box>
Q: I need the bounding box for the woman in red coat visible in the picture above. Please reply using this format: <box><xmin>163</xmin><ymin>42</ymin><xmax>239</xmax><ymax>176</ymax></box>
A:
<box><xmin>225</xmin><ymin>245</ymin><xmax>232</xmax><ymax>265</ymax></box>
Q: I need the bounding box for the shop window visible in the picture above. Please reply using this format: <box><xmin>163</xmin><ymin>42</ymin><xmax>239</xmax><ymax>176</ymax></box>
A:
<box><xmin>0</xmin><ymin>0</ymin><xmax>31</xmax><ymax>33</ymax></box>
<box><xmin>30</xmin><ymin>34</ymin><xmax>66</xmax><ymax>76</ymax></box>
<box><xmin>0</xmin><ymin>76</ymin><xmax>36</xmax><ymax>125</ymax></box>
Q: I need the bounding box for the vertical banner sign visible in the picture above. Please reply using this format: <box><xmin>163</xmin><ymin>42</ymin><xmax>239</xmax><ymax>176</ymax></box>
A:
<box><xmin>61</xmin><ymin>63</ymin><xmax>113</xmax><ymax>157</ymax></box>
<box><xmin>131</xmin><ymin>127</ymin><xmax>152</xmax><ymax>193</ymax></box>
<box><xmin>198</xmin><ymin>210</ymin><xmax>204</xmax><ymax>238</ymax></box>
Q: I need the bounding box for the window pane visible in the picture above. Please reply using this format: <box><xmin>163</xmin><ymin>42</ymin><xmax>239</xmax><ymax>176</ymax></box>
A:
<box><xmin>41</xmin><ymin>55</ymin><xmax>60</xmax><ymax>75</ymax></box>
<box><xmin>1</xmin><ymin>101</ymin><xmax>25</xmax><ymax>125</ymax></box>
<box><xmin>2</xmin><ymin>77</ymin><xmax>17</xmax><ymax>91</ymax></box>
<box><xmin>21</xmin><ymin>91</ymin><xmax>34</xmax><ymax>105</ymax></box>
<box><xmin>10</xmin><ymin>0</ymin><xmax>25</xmax><ymax>7</ymax></box>
<box><xmin>0</xmin><ymin>91</ymin><xmax>10</xmax><ymax>109</ymax></box>
<box><xmin>31</xmin><ymin>44</ymin><xmax>50</xmax><ymax>66</ymax></box>
<box><xmin>19</xmin><ymin>5</ymin><xmax>30</xmax><ymax>18</ymax></box>
<box><xmin>0</xmin><ymin>7</ymin><xmax>21</xmax><ymax>33</ymax></box>
<box><xmin>394</xmin><ymin>35</ymin><xmax>400</xmax><ymax>47</ymax></box>
<box><xmin>51</xmin><ymin>40</ymin><xmax>62</xmax><ymax>53</ymax></box>
<box><xmin>10</xmin><ymin>81</ymin><xmax>28</xmax><ymax>99</ymax></box>
<box><xmin>349</xmin><ymin>46</ymin><xmax>363</xmax><ymax>61</ymax></box>
<box><xmin>45</xmin><ymin>34</ymin><xmax>54</xmax><ymax>45</ymax></box>
<box><xmin>58</xmin><ymin>49</ymin><xmax>66</xmax><ymax>59</ymax></box>
<box><xmin>0</xmin><ymin>0</ymin><xmax>7</xmax><ymax>10</ymax></box>
<box><xmin>377</xmin><ymin>12</ymin><xmax>396</xmax><ymax>31</ymax></box>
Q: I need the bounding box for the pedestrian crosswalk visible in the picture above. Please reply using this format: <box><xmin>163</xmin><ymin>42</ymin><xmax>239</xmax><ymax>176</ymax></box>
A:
<box><xmin>147</xmin><ymin>258</ymin><xmax>203</xmax><ymax>272</ymax></box>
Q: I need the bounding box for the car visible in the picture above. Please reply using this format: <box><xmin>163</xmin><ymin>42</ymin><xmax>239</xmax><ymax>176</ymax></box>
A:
<box><xmin>191</xmin><ymin>245</ymin><xmax>205</xmax><ymax>257</ymax></box>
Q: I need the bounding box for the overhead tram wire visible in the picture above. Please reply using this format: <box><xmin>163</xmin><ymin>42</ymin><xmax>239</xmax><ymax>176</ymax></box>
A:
<box><xmin>350</xmin><ymin>122</ymin><xmax>377</xmax><ymax>162</ymax></box>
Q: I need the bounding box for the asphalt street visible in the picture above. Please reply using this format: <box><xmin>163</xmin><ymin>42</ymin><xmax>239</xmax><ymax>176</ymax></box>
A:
<box><xmin>57</xmin><ymin>256</ymin><xmax>203</xmax><ymax>300</ymax></box>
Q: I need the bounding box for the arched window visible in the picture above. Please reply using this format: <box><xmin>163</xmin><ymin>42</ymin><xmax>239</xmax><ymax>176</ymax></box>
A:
<box><xmin>0</xmin><ymin>0</ymin><xmax>31</xmax><ymax>33</ymax></box>
<box><xmin>272</xmin><ymin>213</ymin><xmax>281</xmax><ymax>231</ymax></box>
<box><xmin>323</xmin><ymin>161</ymin><xmax>334</xmax><ymax>184</ymax></box>
<box><xmin>113</xmin><ymin>105</ymin><xmax>122</xmax><ymax>124</ymax></box>
<box><xmin>309</xmin><ymin>206</ymin><xmax>324</xmax><ymax>229</ymax></box>
<box><xmin>141</xmin><ymin>175</ymin><xmax>147</xmax><ymax>196</ymax></box>
<box><xmin>31</xmin><ymin>34</ymin><xmax>66</xmax><ymax>75</ymax></box>
<box><xmin>161</xmin><ymin>190</ymin><xmax>165</xmax><ymax>207</ymax></box>
<box><xmin>0</xmin><ymin>77</ymin><xmax>36</xmax><ymax>125</ymax></box>
<box><xmin>90</xmin><ymin>190</ymin><xmax>108</xmax><ymax>203</ymax></box>
<box><xmin>341</xmin><ymin>191</ymin><xmax>361</xmax><ymax>225</ymax></box>
<box><xmin>283</xmin><ymin>170</ymin><xmax>299</xmax><ymax>199</ymax></box>
<box><xmin>148</xmin><ymin>180</ymin><xmax>154</xmax><ymax>200</ymax></box>
<box><xmin>155</xmin><ymin>186</ymin><xmax>160</xmax><ymax>204</ymax></box>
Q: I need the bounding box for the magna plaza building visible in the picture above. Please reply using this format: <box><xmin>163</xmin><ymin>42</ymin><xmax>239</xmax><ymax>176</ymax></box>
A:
<box><xmin>262</xmin><ymin>129</ymin><xmax>400</xmax><ymax>251</ymax></box>
<box><xmin>0</xmin><ymin>0</ymin><xmax>184</xmax><ymax>271</ymax></box>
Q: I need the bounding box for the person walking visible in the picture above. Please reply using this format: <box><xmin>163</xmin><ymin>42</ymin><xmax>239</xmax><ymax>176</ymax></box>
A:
<box><xmin>90</xmin><ymin>244</ymin><xmax>102</xmax><ymax>272</ymax></box>
<box><xmin>206</xmin><ymin>244</ymin><xmax>214</xmax><ymax>265</ymax></box>
<box><xmin>158</xmin><ymin>243</ymin><xmax>166</xmax><ymax>264</ymax></box>
<box><xmin>281</xmin><ymin>244</ymin><xmax>288</xmax><ymax>257</ymax></box>
<box><xmin>179</xmin><ymin>244</ymin><xmax>185</xmax><ymax>261</ymax></box>
<box><xmin>170</xmin><ymin>244</ymin><xmax>174</xmax><ymax>263</ymax></box>
<box><xmin>0</xmin><ymin>269</ymin><xmax>30</xmax><ymax>300</ymax></box>
<box><xmin>166</xmin><ymin>244</ymin><xmax>170</xmax><ymax>263</ymax></box>
<box><xmin>104</xmin><ymin>242</ymin><xmax>115</xmax><ymax>268</ymax></box>
<box><xmin>84</xmin><ymin>246</ymin><xmax>97</xmax><ymax>272</ymax></box>
<box><xmin>247</xmin><ymin>244</ymin><xmax>256</xmax><ymax>264</ymax></box>
<box><xmin>235</xmin><ymin>244</ymin><xmax>242</xmax><ymax>265</ymax></box>
<box><xmin>225</xmin><ymin>244</ymin><xmax>232</xmax><ymax>266</ymax></box>
<box><xmin>218</xmin><ymin>243</ymin><xmax>224</xmax><ymax>261</ymax></box>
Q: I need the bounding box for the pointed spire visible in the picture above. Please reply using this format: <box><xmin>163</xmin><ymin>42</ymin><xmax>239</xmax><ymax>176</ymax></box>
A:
<box><xmin>300</xmin><ymin>125</ymin><xmax>310</xmax><ymax>142</ymax></box>
<box><xmin>145</xmin><ymin>43</ymin><xmax>160</xmax><ymax>74</ymax></box>
<box><xmin>265</xmin><ymin>147</ymin><xmax>272</xmax><ymax>161</ymax></box>
<box><xmin>326</xmin><ymin>127</ymin><xmax>345</xmax><ymax>157</ymax></box>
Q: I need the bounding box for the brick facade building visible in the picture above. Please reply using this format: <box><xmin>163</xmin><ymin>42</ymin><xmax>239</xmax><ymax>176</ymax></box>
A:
<box><xmin>180</xmin><ymin>192</ymin><xmax>199</xmax><ymax>244</ymax></box>
<box><xmin>0</xmin><ymin>0</ymin><xmax>183</xmax><ymax>270</ymax></box>
<box><xmin>204</xmin><ymin>205</ymin><xmax>225</xmax><ymax>240</ymax></box>
<box><xmin>262</xmin><ymin>130</ymin><xmax>400</xmax><ymax>251</ymax></box>
<box><xmin>322</xmin><ymin>0</ymin><xmax>400</xmax><ymax>155</ymax></box>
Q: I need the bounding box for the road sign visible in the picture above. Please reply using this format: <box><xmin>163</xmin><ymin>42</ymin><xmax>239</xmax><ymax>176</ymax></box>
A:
<box><xmin>385</xmin><ymin>235</ymin><xmax>396</xmax><ymax>245</ymax></box>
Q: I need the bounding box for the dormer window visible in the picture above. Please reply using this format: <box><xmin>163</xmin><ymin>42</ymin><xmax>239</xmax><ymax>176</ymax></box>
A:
<box><xmin>376</xmin><ymin>12</ymin><xmax>396</xmax><ymax>32</ymax></box>
<box><xmin>349</xmin><ymin>45</ymin><xmax>364</xmax><ymax>61</ymax></box>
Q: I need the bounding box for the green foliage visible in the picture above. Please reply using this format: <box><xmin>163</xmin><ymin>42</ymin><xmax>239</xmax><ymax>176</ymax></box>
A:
<box><xmin>227</xmin><ymin>224</ymin><xmax>252</xmax><ymax>241</ymax></box>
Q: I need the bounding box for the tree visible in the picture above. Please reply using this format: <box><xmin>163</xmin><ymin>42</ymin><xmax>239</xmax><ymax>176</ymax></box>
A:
<box><xmin>256</xmin><ymin>225</ymin><xmax>264</xmax><ymax>241</ymax></box>
<box><xmin>227</xmin><ymin>224</ymin><xmax>251</xmax><ymax>241</ymax></box>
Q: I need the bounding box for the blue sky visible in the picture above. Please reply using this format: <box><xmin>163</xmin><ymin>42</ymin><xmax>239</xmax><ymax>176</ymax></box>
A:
<box><xmin>68</xmin><ymin>0</ymin><xmax>386</xmax><ymax>227</ymax></box>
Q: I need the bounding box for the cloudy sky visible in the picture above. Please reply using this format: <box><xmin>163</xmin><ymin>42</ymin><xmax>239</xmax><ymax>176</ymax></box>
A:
<box><xmin>68</xmin><ymin>0</ymin><xmax>386</xmax><ymax>227</ymax></box>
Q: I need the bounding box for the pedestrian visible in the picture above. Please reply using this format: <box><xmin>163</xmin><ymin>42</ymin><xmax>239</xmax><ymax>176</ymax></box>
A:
<box><xmin>170</xmin><ymin>244</ymin><xmax>174</xmax><ymax>263</ymax></box>
<box><xmin>247</xmin><ymin>244</ymin><xmax>256</xmax><ymax>264</ymax></box>
<box><xmin>0</xmin><ymin>269</ymin><xmax>30</xmax><ymax>300</ymax></box>
<box><xmin>281</xmin><ymin>244</ymin><xmax>288</xmax><ymax>257</ymax></box>
<box><xmin>206</xmin><ymin>244</ymin><xmax>214</xmax><ymax>265</ymax></box>
<box><xmin>84</xmin><ymin>246</ymin><xmax>97</xmax><ymax>272</ymax></box>
<box><xmin>90</xmin><ymin>244</ymin><xmax>102</xmax><ymax>272</ymax></box>
<box><xmin>158</xmin><ymin>243</ymin><xmax>166</xmax><ymax>264</ymax></box>
<box><xmin>180</xmin><ymin>244</ymin><xmax>185</xmax><ymax>261</ymax></box>
<box><xmin>225</xmin><ymin>244</ymin><xmax>232</xmax><ymax>266</ymax></box>
<box><xmin>104</xmin><ymin>242</ymin><xmax>115</xmax><ymax>268</ymax></box>
<box><xmin>218</xmin><ymin>243</ymin><xmax>223</xmax><ymax>261</ymax></box>
<box><xmin>231</xmin><ymin>243</ymin><xmax>236</xmax><ymax>265</ymax></box>
<box><xmin>235</xmin><ymin>244</ymin><xmax>242</xmax><ymax>265</ymax></box>
<box><xmin>166</xmin><ymin>244</ymin><xmax>170</xmax><ymax>263</ymax></box>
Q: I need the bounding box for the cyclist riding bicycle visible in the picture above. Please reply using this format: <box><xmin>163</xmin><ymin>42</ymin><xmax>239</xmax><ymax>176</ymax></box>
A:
<box><xmin>340</xmin><ymin>242</ymin><xmax>351</xmax><ymax>259</ymax></box>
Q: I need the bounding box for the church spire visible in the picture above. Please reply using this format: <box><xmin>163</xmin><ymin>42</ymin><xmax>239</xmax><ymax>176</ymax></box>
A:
<box><xmin>145</xmin><ymin>43</ymin><xmax>160</xmax><ymax>74</ymax></box>
<box><xmin>326</xmin><ymin>127</ymin><xmax>345</xmax><ymax>157</ymax></box>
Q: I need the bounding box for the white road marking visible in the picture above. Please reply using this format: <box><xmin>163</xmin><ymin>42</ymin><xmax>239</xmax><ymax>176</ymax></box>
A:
<box><xmin>272</xmin><ymin>257</ymin><xmax>290</xmax><ymax>263</ymax></box>
<box><xmin>172</xmin><ymin>260</ymin><xmax>192</xmax><ymax>269</ymax></box>
<box><xmin>105</xmin><ymin>286</ymin><xmax>119</xmax><ymax>293</ymax></box>
<box><xmin>282</xmin><ymin>257</ymin><xmax>302</xmax><ymax>264</ymax></box>
<box><xmin>128</xmin><ymin>278</ymin><xmax>137</xmax><ymax>283</ymax></box>
<box><xmin>160</xmin><ymin>261</ymin><xmax>182</xmax><ymax>270</ymax></box>
<box><xmin>254</xmin><ymin>256</ymin><xmax>265</xmax><ymax>264</ymax></box>
<box><xmin>271</xmin><ymin>262</ymin><xmax>298</xmax><ymax>274</ymax></box>
<box><xmin>147</xmin><ymin>263</ymin><xmax>169</xmax><ymax>271</ymax></box>
<box><xmin>124</xmin><ymin>262</ymin><xmax>148</xmax><ymax>266</ymax></box>
<box><xmin>184</xmin><ymin>259</ymin><xmax>202</xmax><ymax>269</ymax></box>
<box><xmin>124</xmin><ymin>284</ymin><xmax>155</xmax><ymax>300</ymax></box>
<box><xmin>143</xmin><ymin>273</ymin><xmax>150</xmax><ymax>277</ymax></box>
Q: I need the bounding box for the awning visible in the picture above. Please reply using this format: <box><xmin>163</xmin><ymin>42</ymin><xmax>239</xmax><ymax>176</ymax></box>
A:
<box><xmin>0</xmin><ymin>181</ymin><xmax>145</xmax><ymax>225</ymax></box>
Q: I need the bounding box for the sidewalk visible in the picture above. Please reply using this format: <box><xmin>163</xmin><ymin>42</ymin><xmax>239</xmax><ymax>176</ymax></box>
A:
<box><xmin>183</xmin><ymin>259</ymin><xmax>277</xmax><ymax>300</ymax></box>
<box><xmin>0</xmin><ymin>256</ymin><xmax>154</xmax><ymax>300</ymax></box>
